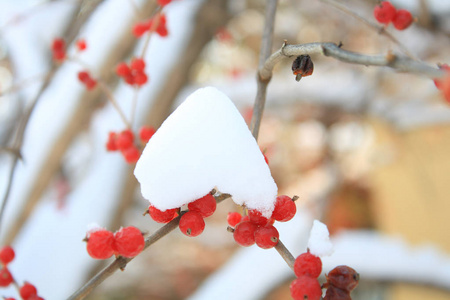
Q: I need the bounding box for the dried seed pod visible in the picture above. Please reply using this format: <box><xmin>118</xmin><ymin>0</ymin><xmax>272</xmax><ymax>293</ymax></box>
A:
<box><xmin>292</xmin><ymin>55</ymin><xmax>314</xmax><ymax>81</ymax></box>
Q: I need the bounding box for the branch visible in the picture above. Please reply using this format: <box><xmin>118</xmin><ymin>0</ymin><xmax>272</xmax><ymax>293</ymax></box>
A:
<box><xmin>274</xmin><ymin>240</ymin><xmax>295</xmax><ymax>270</ymax></box>
<box><xmin>260</xmin><ymin>42</ymin><xmax>445</xmax><ymax>81</ymax></box>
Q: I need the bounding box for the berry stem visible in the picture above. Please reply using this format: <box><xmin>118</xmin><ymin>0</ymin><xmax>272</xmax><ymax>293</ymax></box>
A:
<box><xmin>274</xmin><ymin>240</ymin><xmax>296</xmax><ymax>270</ymax></box>
<box><xmin>98</xmin><ymin>81</ymin><xmax>132</xmax><ymax>129</ymax></box>
<box><xmin>140</xmin><ymin>6</ymin><xmax>163</xmax><ymax>59</ymax></box>
<box><xmin>130</xmin><ymin>86</ymin><xmax>139</xmax><ymax>128</ymax></box>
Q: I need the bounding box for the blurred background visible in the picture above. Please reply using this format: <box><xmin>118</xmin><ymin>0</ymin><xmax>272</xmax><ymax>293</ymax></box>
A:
<box><xmin>0</xmin><ymin>0</ymin><xmax>449</xmax><ymax>299</ymax></box>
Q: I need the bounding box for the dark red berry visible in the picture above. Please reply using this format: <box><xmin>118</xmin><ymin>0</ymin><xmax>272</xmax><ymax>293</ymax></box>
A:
<box><xmin>0</xmin><ymin>246</ymin><xmax>15</xmax><ymax>265</ymax></box>
<box><xmin>188</xmin><ymin>194</ymin><xmax>216</xmax><ymax>218</ymax></box>
<box><xmin>148</xmin><ymin>205</ymin><xmax>177</xmax><ymax>223</ymax></box>
<box><xmin>227</xmin><ymin>212</ymin><xmax>242</xmax><ymax>227</ymax></box>
<box><xmin>290</xmin><ymin>276</ymin><xmax>322</xmax><ymax>300</ymax></box>
<box><xmin>19</xmin><ymin>282</ymin><xmax>38</xmax><ymax>299</ymax></box>
<box><xmin>76</xmin><ymin>39</ymin><xmax>87</xmax><ymax>51</ymax></box>
<box><xmin>271</xmin><ymin>195</ymin><xmax>296</xmax><ymax>222</ymax></box>
<box><xmin>116</xmin><ymin>130</ymin><xmax>134</xmax><ymax>151</ymax></box>
<box><xmin>325</xmin><ymin>265</ymin><xmax>359</xmax><ymax>292</ymax></box>
<box><xmin>392</xmin><ymin>9</ymin><xmax>413</xmax><ymax>30</ymax></box>
<box><xmin>121</xmin><ymin>146</ymin><xmax>141</xmax><ymax>164</ymax></box>
<box><xmin>254</xmin><ymin>225</ymin><xmax>279</xmax><ymax>249</ymax></box>
<box><xmin>179</xmin><ymin>211</ymin><xmax>205</xmax><ymax>237</ymax></box>
<box><xmin>86</xmin><ymin>229</ymin><xmax>115</xmax><ymax>259</ymax></box>
<box><xmin>233</xmin><ymin>221</ymin><xmax>257</xmax><ymax>247</ymax></box>
<box><xmin>323</xmin><ymin>286</ymin><xmax>351</xmax><ymax>300</ymax></box>
<box><xmin>248</xmin><ymin>209</ymin><xmax>269</xmax><ymax>226</ymax></box>
<box><xmin>114</xmin><ymin>226</ymin><xmax>145</xmax><ymax>258</ymax></box>
<box><xmin>294</xmin><ymin>252</ymin><xmax>322</xmax><ymax>278</ymax></box>
<box><xmin>0</xmin><ymin>268</ymin><xmax>13</xmax><ymax>287</ymax></box>
<box><xmin>373</xmin><ymin>1</ymin><xmax>396</xmax><ymax>24</ymax></box>
<box><xmin>139</xmin><ymin>126</ymin><xmax>156</xmax><ymax>143</ymax></box>
<box><xmin>106</xmin><ymin>132</ymin><xmax>118</xmax><ymax>151</ymax></box>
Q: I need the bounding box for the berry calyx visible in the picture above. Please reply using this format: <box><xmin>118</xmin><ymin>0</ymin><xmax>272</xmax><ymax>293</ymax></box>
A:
<box><xmin>254</xmin><ymin>225</ymin><xmax>279</xmax><ymax>249</ymax></box>
<box><xmin>121</xmin><ymin>145</ymin><xmax>141</xmax><ymax>164</ymax></box>
<box><xmin>114</xmin><ymin>226</ymin><xmax>145</xmax><ymax>258</ymax></box>
<box><xmin>179</xmin><ymin>211</ymin><xmax>205</xmax><ymax>237</ymax></box>
<box><xmin>116</xmin><ymin>129</ymin><xmax>135</xmax><ymax>151</ymax></box>
<box><xmin>325</xmin><ymin>265</ymin><xmax>359</xmax><ymax>292</ymax></box>
<box><xmin>76</xmin><ymin>39</ymin><xmax>87</xmax><ymax>51</ymax></box>
<box><xmin>148</xmin><ymin>205</ymin><xmax>178</xmax><ymax>223</ymax></box>
<box><xmin>86</xmin><ymin>229</ymin><xmax>115</xmax><ymax>259</ymax></box>
<box><xmin>294</xmin><ymin>251</ymin><xmax>322</xmax><ymax>278</ymax></box>
<box><xmin>139</xmin><ymin>126</ymin><xmax>156</xmax><ymax>143</ymax></box>
<box><xmin>0</xmin><ymin>246</ymin><xmax>15</xmax><ymax>265</ymax></box>
<box><xmin>272</xmin><ymin>195</ymin><xmax>297</xmax><ymax>222</ymax></box>
<box><xmin>248</xmin><ymin>209</ymin><xmax>269</xmax><ymax>226</ymax></box>
<box><xmin>290</xmin><ymin>276</ymin><xmax>322</xmax><ymax>300</ymax></box>
<box><xmin>373</xmin><ymin>1</ymin><xmax>396</xmax><ymax>24</ymax></box>
<box><xmin>188</xmin><ymin>194</ymin><xmax>217</xmax><ymax>218</ymax></box>
<box><xmin>227</xmin><ymin>212</ymin><xmax>242</xmax><ymax>227</ymax></box>
<box><xmin>0</xmin><ymin>268</ymin><xmax>13</xmax><ymax>287</ymax></box>
<box><xmin>233</xmin><ymin>221</ymin><xmax>257</xmax><ymax>247</ymax></box>
<box><xmin>19</xmin><ymin>282</ymin><xmax>38</xmax><ymax>299</ymax></box>
<box><xmin>392</xmin><ymin>9</ymin><xmax>413</xmax><ymax>30</ymax></box>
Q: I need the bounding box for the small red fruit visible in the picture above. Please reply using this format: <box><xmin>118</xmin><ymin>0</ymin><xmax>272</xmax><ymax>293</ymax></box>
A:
<box><xmin>227</xmin><ymin>212</ymin><xmax>242</xmax><ymax>227</ymax></box>
<box><xmin>233</xmin><ymin>221</ymin><xmax>257</xmax><ymax>247</ymax></box>
<box><xmin>0</xmin><ymin>246</ymin><xmax>15</xmax><ymax>265</ymax></box>
<box><xmin>106</xmin><ymin>132</ymin><xmax>118</xmax><ymax>151</ymax></box>
<box><xmin>434</xmin><ymin>64</ymin><xmax>450</xmax><ymax>90</ymax></box>
<box><xmin>116</xmin><ymin>130</ymin><xmax>134</xmax><ymax>151</ymax></box>
<box><xmin>188</xmin><ymin>194</ymin><xmax>217</xmax><ymax>218</ymax></box>
<box><xmin>0</xmin><ymin>268</ymin><xmax>13</xmax><ymax>287</ymax></box>
<box><xmin>272</xmin><ymin>195</ymin><xmax>297</xmax><ymax>222</ymax></box>
<box><xmin>325</xmin><ymin>265</ymin><xmax>360</xmax><ymax>292</ymax></box>
<box><xmin>116</xmin><ymin>62</ymin><xmax>131</xmax><ymax>77</ymax></box>
<box><xmin>373</xmin><ymin>1</ymin><xmax>396</xmax><ymax>24</ymax></box>
<box><xmin>121</xmin><ymin>146</ymin><xmax>141</xmax><ymax>163</ymax></box>
<box><xmin>254</xmin><ymin>225</ymin><xmax>279</xmax><ymax>249</ymax></box>
<box><xmin>52</xmin><ymin>38</ymin><xmax>65</xmax><ymax>52</ymax></box>
<box><xmin>294</xmin><ymin>251</ymin><xmax>322</xmax><ymax>278</ymax></box>
<box><xmin>132</xmin><ymin>22</ymin><xmax>150</xmax><ymax>37</ymax></box>
<box><xmin>157</xmin><ymin>0</ymin><xmax>172</xmax><ymax>6</ymax></box>
<box><xmin>248</xmin><ymin>209</ymin><xmax>269</xmax><ymax>226</ymax></box>
<box><xmin>114</xmin><ymin>226</ymin><xmax>145</xmax><ymax>258</ymax></box>
<box><xmin>179</xmin><ymin>211</ymin><xmax>205</xmax><ymax>237</ymax></box>
<box><xmin>139</xmin><ymin>126</ymin><xmax>156</xmax><ymax>143</ymax></box>
<box><xmin>392</xmin><ymin>9</ymin><xmax>413</xmax><ymax>30</ymax></box>
<box><xmin>76</xmin><ymin>39</ymin><xmax>87</xmax><ymax>51</ymax></box>
<box><xmin>133</xmin><ymin>71</ymin><xmax>148</xmax><ymax>86</ymax></box>
<box><xmin>131</xmin><ymin>58</ymin><xmax>145</xmax><ymax>71</ymax></box>
<box><xmin>148</xmin><ymin>205</ymin><xmax>177</xmax><ymax>223</ymax></box>
<box><xmin>25</xmin><ymin>296</ymin><xmax>44</xmax><ymax>300</ymax></box>
<box><xmin>86</xmin><ymin>229</ymin><xmax>115</xmax><ymax>259</ymax></box>
<box><xmin>290</xmin><ymin>276</ymin><xmax>322</xmax><ymax>300</ymax></box>
<box><xmin>19</xmin><ymin>282</ymin><xmax>38</xmax><ymax>299</ymax></box>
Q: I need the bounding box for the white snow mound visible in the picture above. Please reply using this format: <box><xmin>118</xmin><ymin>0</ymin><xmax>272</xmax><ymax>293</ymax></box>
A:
<box><xmin>308</xmin><ymin>220</ymin><xmax>334</xmax><ymax>257</ymax></box>
<box><xmin>134</xmin><ymin>87</ymin><xmax>278</xmax><ymax>217</ymax></box>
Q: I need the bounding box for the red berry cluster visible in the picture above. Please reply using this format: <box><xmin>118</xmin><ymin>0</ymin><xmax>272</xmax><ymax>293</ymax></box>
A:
<box><xmin>106</xmin><ymin>126</ymin><xmax>155</xmax><ymax>163</ymax></box>
<box><xmin>77</xmin><ymin>71</ymin><xmax>97</xmax><ymax>90</ymax></box>
<box><xmin>230</xmin><ymin>195</ymin><xmax>297</xmax><ymax>249</ymax></box>
<box><xmin>51</xmin><ymin>38</ymin><xmax>66</xmax><ymax>61</ymax></box>
<box><xmin>116</xmin><ymin>58</ymin><xmax>148</xmax><ymax>87</ymax></box>
<box><xmin>133</xmin><ymin>14</ymin><xmax>168</xmax><ymax>38</ymax></box>
<box><xmin>434</xmin><ymin>64</ymin><xmax>450</xmax><ymax>103</ymax></box>
<box><xmin>290</xmin><ymin>251</ymin><xmax>323</xmax><ymax>300</ymax></box>
<box><xmin>85</xmin><ymin>226</ymin><xmax>145</xmax><ymax>259</ymax></box>
<box><xmin>0</xmin><ymin>246</ymin><xmax>44</xmax><ymax>300</ymax></box>
<box><xmin>373</xmin><ymin>1</ymin><xmax>413</xmax><ymax>30</ymax></box>
<box><xmin>323</xmin><ymin>266</ymin><xmax>360</xmax><ymax>300</ymax></box>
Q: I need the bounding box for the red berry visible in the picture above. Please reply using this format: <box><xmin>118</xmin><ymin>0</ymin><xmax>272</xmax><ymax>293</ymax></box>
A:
<box><xmin>133</xmin><ymin>71</ymin><xmax>148</xmax><ymax>86</ymax></box>
<box><xmin>248</xmin><ymin>209</ymin><xmax>269</xmax><ymax>226</ymax></box>
<box><xmin>121</xmin><ymin>145</ymin><xmax>141</xmax><ymax>163</ymax></box>
<box><xmin>77</xmin><ymin>71</ymin><xmax>90</xmax><ymax>83</ymax></box>
<box><xmin>52</xmin><ymin>38</ymin><xmax>65</xmax><ymax>52</ymax></box>
<box><xmin>0</xmin><ymin>268</ymin><xmax>13</xmax><ymax>287</ymax></box>
<box><xmin>106</xmin><ymin>132</ymin><xmax>118</xmax><ymax>151</ymax></box>
<box><xmin>132</xmin><ymin>22</ymin><xmax>150</xmax><ymax>37</ymax></box>
<box><xmin>434</xmin><ymin>64</ymin><xmax>450</xmax><ymax>89</ymax></box>
<box><xmin>114</xmin><ymin>226</ymin><xmax>145</xmax><ymax>258</ymax></box>
<box><xmin>294</xmin><ymin>252</ymin><xmax>322</xmax><ymax>278</ymax></box>
<box><xmin>188</xmin><ymin>194</ymin><xmax>216</xmax><ymax>218</ymax></box>
<box><xmin>86</xmin><ymin>229</ymin><xmax>115</xmax><ymax>259</ymax></box>
<box><xmin>290</xmin><ymin>276</ymin><xmax>322</xmax><ymax>300</ymax></box>
<box><xmin>84</xmin><ymin>78</ymin><xmax>97</xmax><ymax>90</ymax></box>
<box><xmin>233</xmin><ymin>221</ymin><xmax>257</xmax><ymax>247</ymax></box>
<box><xmin>116</xmin><ymin>129</ymin><xmax>134</xmax><ymax>151</ymax></box>
<box><xmin>227</xmin><ymin>212</ymin><xmax>242</xmax><ymax>227</ymax></box>
<box><xmin>124</xmin><ymin>73</ymin><xmax>135</xmax><ymax>85</ymax></box>
<box><xmin>157</xmin><ymin>0</ymin><xmax>172</xmax><ymax>6</ymax></box>
<box><xmin>392</xmin><ymin>9</ymin><xmax>413</xmax><ymax>30</ymax></box>
<box><xmin>139</xmin><ymin>126</ymin><xmax>156</xmax><ymax>143</ymax></box>
<box><xmin>323</xmin><ymin>286</ymin><xmax>351</xmax><ymax>300</ymax></box>
<box><xmin>116</xmin><ymin>62</ymin><xmax>131</xmax><ymax>77</ymax></box>
<box><xmin>26</xmin><ymin>297</ymin><xmax>44</xmax><ymax>300</ymax></box>
<box><xmin>271</xmin><ymin>195</ymin><xmax>297</xmax><ymax>222</ymax></box>
<box><xmin>4</xmin><ymin>298</ymin><xmax>15</xmax><ymax>300</ymax></box>
<box><xmin>131</xmin><ymin>58</ymin><xmax>145</xmax><ymax>71</ymax></box>
<box><xmin>373</xmin><ymin>1</ymin><xmax>396</xmax><ymax>24</ymax></box>
<box><xmin>148</xmin><ymin>205</ymin><xmax>177</xmax><ymax>223</ymax></box>
<box><xmin>150</xmin><ymin>14</ymin><xmax>168</xmax><ymax>37</ymax></box>
<box><xmin>19</xmin><ymin>282</ymin><xmax>38</xmax><ymax>299</ymax></box>
<box><xmin>76</xmin><ymin>39</ymin><xmax>87</xmax><ymax>51</ymax></box>
<box><xmin>325</xmin><ymin>265</ymin><xmax>359</xmax><ymax>292</ymax></box>
<box><xmin>53</xmin><ymin>50</ymin><xmax>66</xmax><ymax>61</ymax></box>
<box><xmin>254</xmin><ymin>225</ymin><xmax>279</xmax><ymax>249</ymax></box>
<box><xmin>0</xmin><ymin>246</ymin><xmax>15</xmax><ymax>265</ymax></box>
<box><xmin>179</xmin><ymin>211</ymin><xmax>205</xmax><ymax>237</ymax></box>
<box><xmin>241</xmin><ymin>215</ymin><xmax>250</xmax><ymax>222</ymax></box>
<box><xmin>263</xmin><ymin>153</ymin><xmax>269</xmax><ymax>164</ymax></box>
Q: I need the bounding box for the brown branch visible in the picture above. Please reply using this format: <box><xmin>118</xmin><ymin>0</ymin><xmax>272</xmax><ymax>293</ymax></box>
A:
<box><xmin>249</xmin><ymin>0</ymin><xmax>278</xmax><ymax>141</ymax></box>
<box><xmin>274</xmin><ymin>240</ymin><xmax>295</xmax><ymax>270</ymax></box>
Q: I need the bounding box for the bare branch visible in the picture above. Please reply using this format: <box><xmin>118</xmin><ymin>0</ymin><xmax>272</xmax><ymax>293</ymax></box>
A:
<box><xmin>274</xmin><ymin>240</ymin><xmax>295</xmax><ymax>270</ymax></box>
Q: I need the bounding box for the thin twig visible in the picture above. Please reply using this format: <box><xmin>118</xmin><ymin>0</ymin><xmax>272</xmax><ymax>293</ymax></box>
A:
<box><xmin>319</xmin><ymin>0</ymin><xmax>417</xmax><ymax>60</ymax></box>
<box><xmin>249</xmin><ymin>0</ymin><xmax>278</xmax><ymax>141</ymax></box>
<box><xmin>274</xmin><ymin>240</ymin><xmax>295</xmax><ymax>270</ymax></box>
<box><xmin>98</xmin><ymin>81</ymin><xmax>132</xmax><ymax>128</ymax></box>
<box><xmin>260</xmin><ymin>42</ymin><xmax>444</xmax><ymax>81</ymax></box>
<box><xmin>140</xmin><ymin>7</ymin><xmax>163</xmax><ymax>59</ymax></box>
<box><xmin>0</xmin><ymin>71</ymin><xmax>50</xmax><ymax>97</ymax></box>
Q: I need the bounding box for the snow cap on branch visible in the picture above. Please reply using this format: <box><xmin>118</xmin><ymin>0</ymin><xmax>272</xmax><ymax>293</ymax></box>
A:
<box><xmin>308</xmin><ymin>220</ymin><xmax>334</xmax><ymax>257</ymax></box>
<box><xmin>134</xmin><ymin>87</ymin><xmax>278</xmax><ymax>217</ymax></box>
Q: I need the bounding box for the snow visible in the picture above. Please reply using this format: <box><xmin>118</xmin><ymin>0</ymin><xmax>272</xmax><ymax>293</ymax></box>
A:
<box><xmin>135</xmin><ymin>87</ymin><xmax>278</xmax><ymax>217</ymax></box>
<box><xmin>307</xmin><ymin>220</ymin><xmax>334</xmax><ymax>257</ymax></box>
